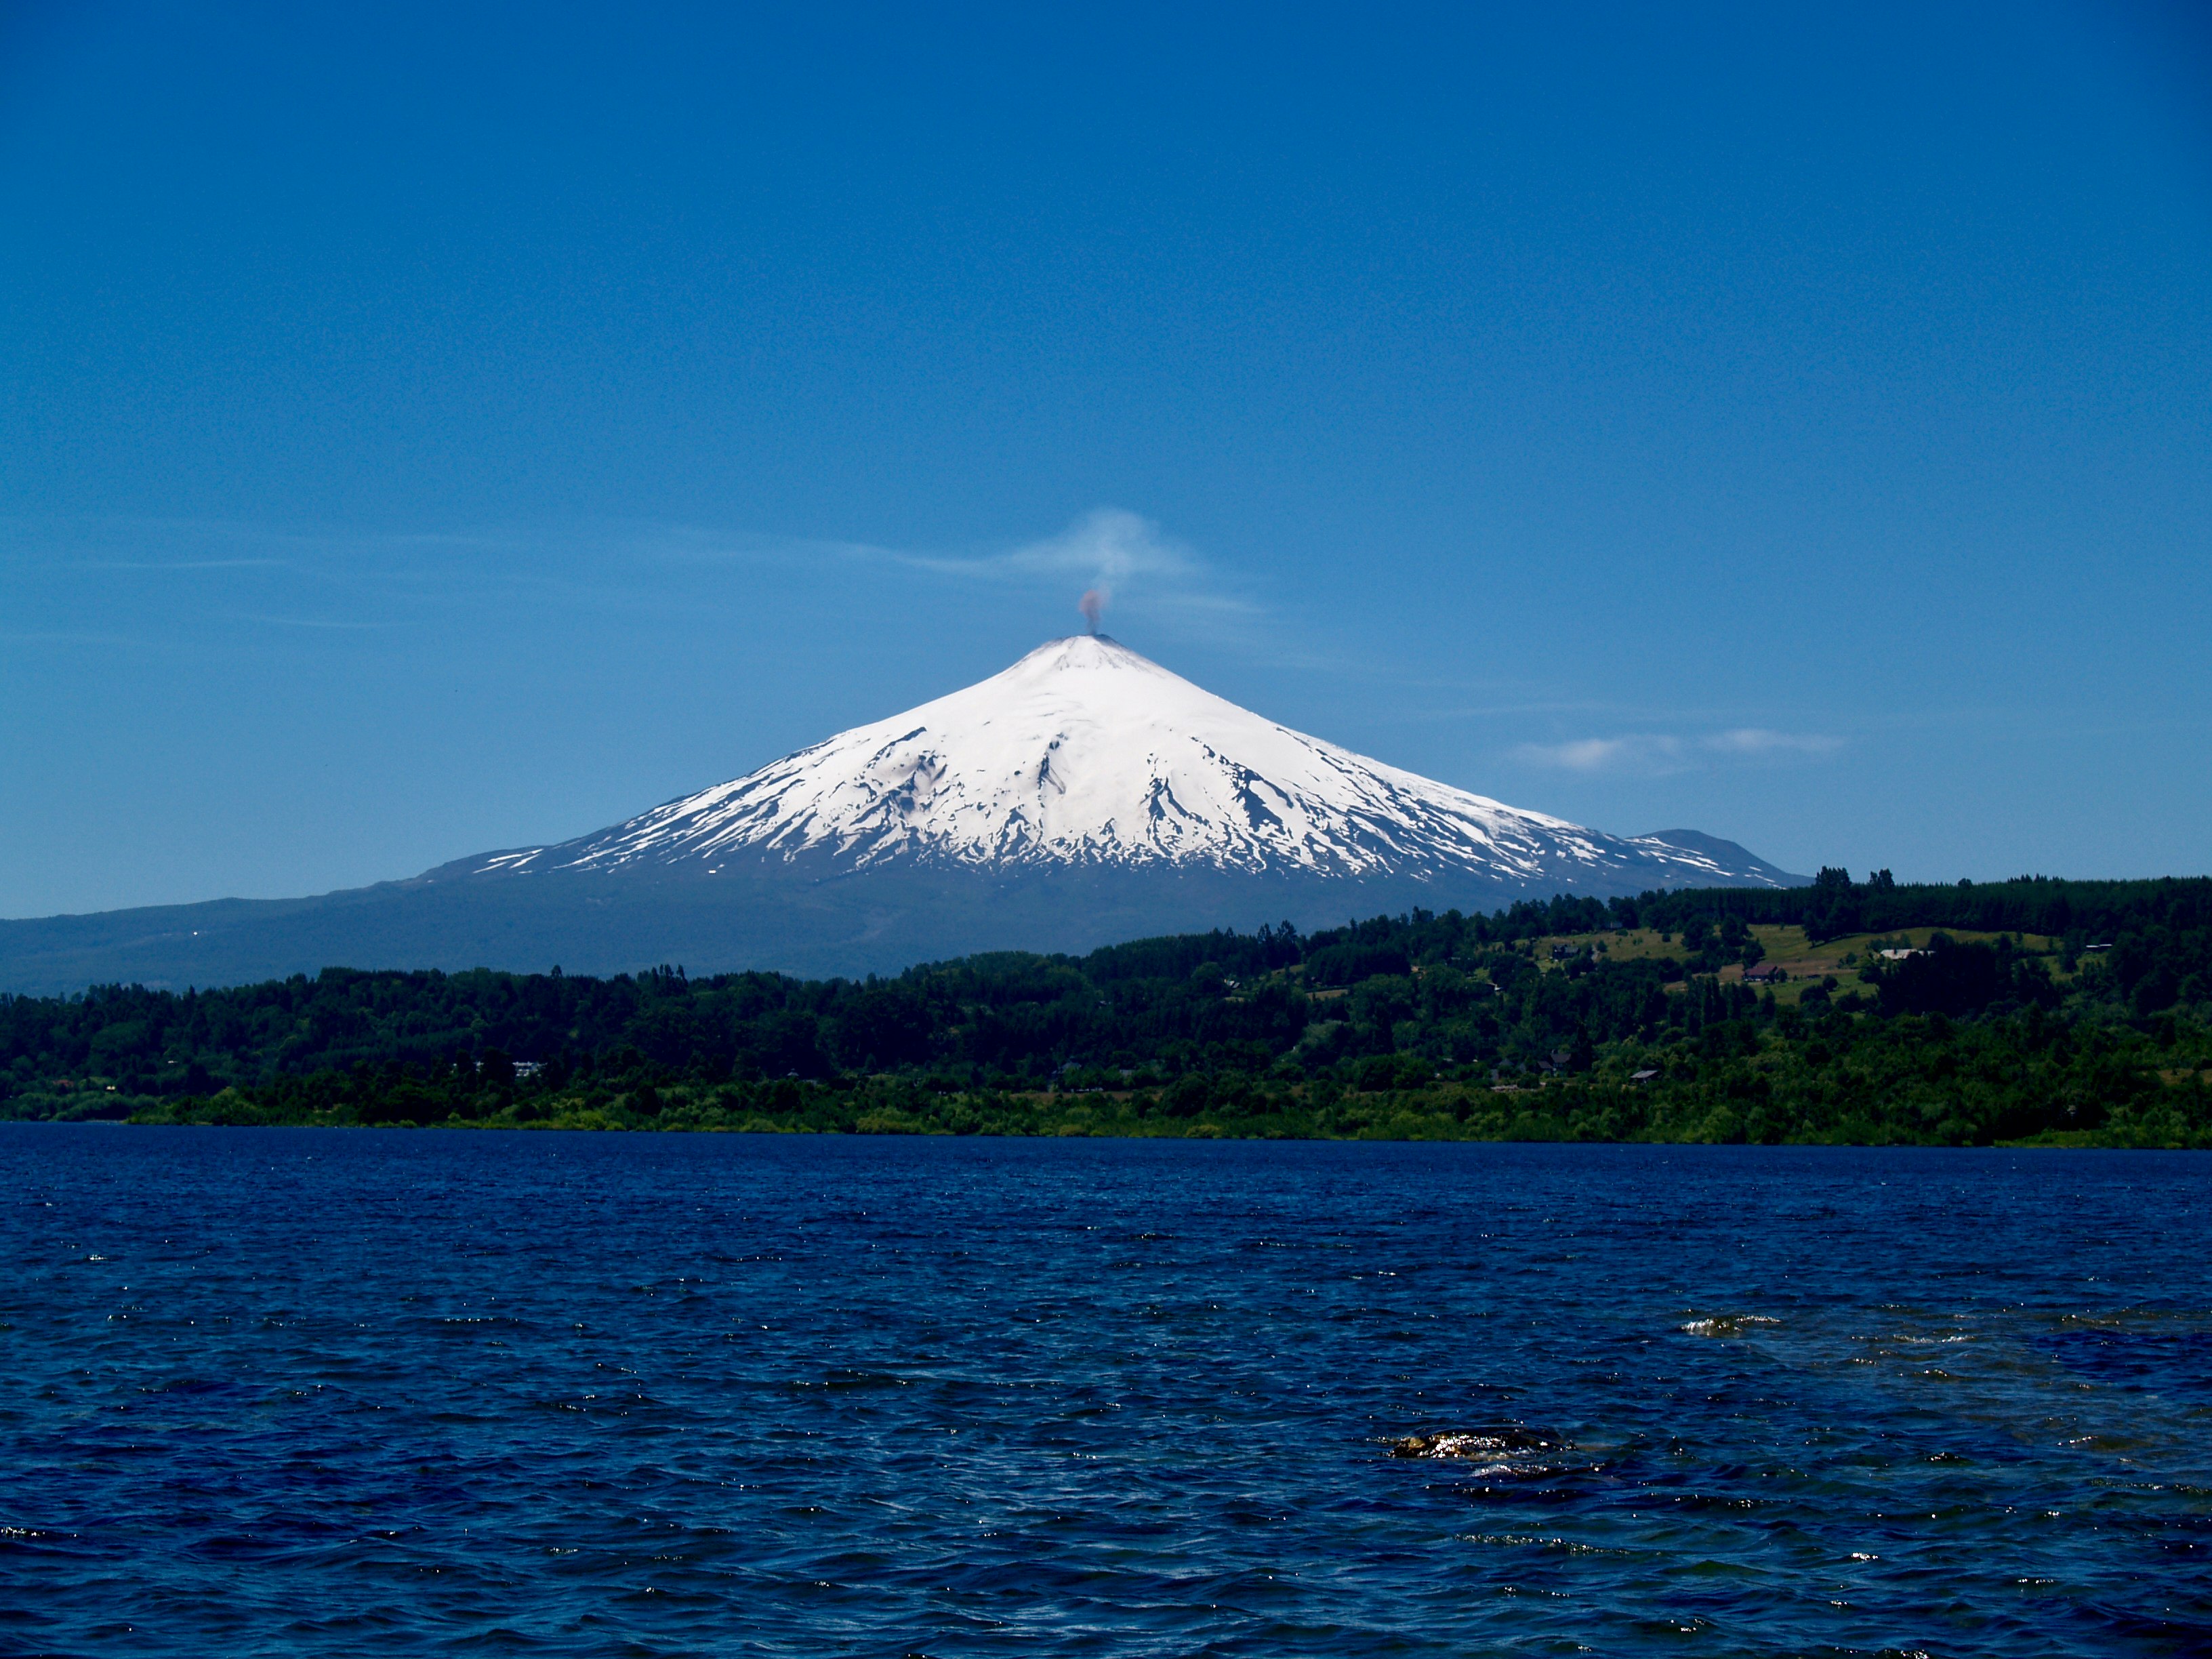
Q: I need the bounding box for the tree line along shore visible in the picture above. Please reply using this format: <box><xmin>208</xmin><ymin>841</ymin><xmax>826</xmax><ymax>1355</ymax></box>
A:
<box><xmin>5</xmin><ymin>872</ymin><xmax>2209</xmax><ymax>1148</ymax></box>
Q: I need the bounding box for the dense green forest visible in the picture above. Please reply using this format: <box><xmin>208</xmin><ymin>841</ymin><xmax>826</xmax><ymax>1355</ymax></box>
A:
<box><xmin>5</xmin><ymin>872</ymin><xmax>2209</xmax><ymax>1147</ymax></box>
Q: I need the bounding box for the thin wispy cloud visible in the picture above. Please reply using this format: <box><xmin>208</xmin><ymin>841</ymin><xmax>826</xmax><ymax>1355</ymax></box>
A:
<box><xmin>1515</xmin><ymin>729</ymin><xmax>1845</xmax><ymax>774</ymax></box>
<box><xmin>85</xmin><ymin>558</ymin><xmax>290</xmax><ymax>571</ymax></box>
<box><xmin>230</xmin><ymin>613</ymin><xmax>392</xmax><ymax>630</ymax></box>
<box><xmin>7</xmin><ymin>508</ymin><xmax>1265</xmax><ymax>659</ymax></box>
<box><xmin>1</xmin><ymin>514</ymin><xmax>508</xmax><ymax>567</ymax></box>
<box><xmin>630</xmin><ymin>507</ymin><xmax>1252</xmax><ymax>629</ymax></box>
<box><xmin>1380</xmin><ymin>698</ymin><xmax>1624</xmax><ymax>724</ymax></box>
<box><xmin>0</xmin><ymin>628</ymin><xmax>148</xmax><ymax>648</ymax></box>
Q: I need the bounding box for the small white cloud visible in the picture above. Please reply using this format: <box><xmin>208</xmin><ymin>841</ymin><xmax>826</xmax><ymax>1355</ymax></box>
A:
<box><xmin>1515</xmin><ymin>728</ymin><xmax>1844</xmax><ymax>773</ymax></box>
<box><xmin>1514</xmin><ymin>735</ymin><xmax>1686</xmax><ymax>773</ymax></box>
<box><xmin>877</xmin><ymin>507</ymin><xmax>1251</xmax><ymax>625</ymax></box>
<box><xmin>1002</xmin><ymin>508</ymin><xmax>1194</xmax><ymax>586</ymax></box>
<box><xmin>899</xmin><ymin>508</ymin><xmax>1195</xmax><ymax>587</ymax></box>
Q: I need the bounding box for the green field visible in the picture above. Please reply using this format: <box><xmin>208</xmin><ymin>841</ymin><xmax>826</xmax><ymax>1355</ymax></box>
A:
<box><xmin>1528</xmin><ymin>924</ymin><xmax>2068</xmax><ymax>1004</ymax></box>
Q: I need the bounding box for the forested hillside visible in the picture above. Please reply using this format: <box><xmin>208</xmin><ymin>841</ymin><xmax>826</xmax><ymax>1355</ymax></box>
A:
<box><xmin>5</xmin><ymin>873</ymin><xmax>2208</xmax><ymax>1147</ymax></box>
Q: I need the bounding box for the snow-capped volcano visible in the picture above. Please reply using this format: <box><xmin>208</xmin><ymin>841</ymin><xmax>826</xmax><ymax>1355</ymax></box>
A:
<box><xmin>0</xmin><ymin>636</ymin><xmax>1806</xmax><ymax>992</ymax></box>
<box><xmin>476</xmin><ymin>636</ymin><xmax>1788</xmax><ymax>892</ymax></box>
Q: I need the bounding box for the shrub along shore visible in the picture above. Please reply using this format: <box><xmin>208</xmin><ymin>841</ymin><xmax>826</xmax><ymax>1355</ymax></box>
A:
<box><xmin>7</xmin><ymin>873</ymin><xmax>2209</xmax><ymax>1148</ymax></box>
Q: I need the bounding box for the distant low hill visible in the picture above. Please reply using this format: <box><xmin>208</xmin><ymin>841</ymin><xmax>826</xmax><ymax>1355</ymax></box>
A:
<box><xmin>0</xmin><ymin>846</ymin><xmax>1809</xmax><ymax>999</ymax></box>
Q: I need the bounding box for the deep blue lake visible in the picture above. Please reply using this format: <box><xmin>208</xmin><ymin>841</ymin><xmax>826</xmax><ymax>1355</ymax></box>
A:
<box><xmin>3</xmin><ymin>1127</ymin><xmax>2208</xmax><ymax>1656</ymax></box>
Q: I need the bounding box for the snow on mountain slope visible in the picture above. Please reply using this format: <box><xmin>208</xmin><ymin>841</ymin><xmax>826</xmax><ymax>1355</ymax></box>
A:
<box><xmin>475</xmin><ymin>636</ymin><xmax>1789</xmax><ymax>891</ymax></box>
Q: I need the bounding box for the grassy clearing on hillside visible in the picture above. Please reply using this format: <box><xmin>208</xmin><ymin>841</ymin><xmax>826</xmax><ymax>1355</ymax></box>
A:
<box><xmin>1528</xmin><ymin>924</ymin><xmax>2068</xmax><ymax>1004</ymax></box>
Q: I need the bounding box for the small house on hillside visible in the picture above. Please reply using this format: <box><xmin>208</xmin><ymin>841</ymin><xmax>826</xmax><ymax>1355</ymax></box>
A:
<box><xmin>1742</xmin><ymin>964</ymin><xmax>1786</xmax><ymax>985</ymax></box>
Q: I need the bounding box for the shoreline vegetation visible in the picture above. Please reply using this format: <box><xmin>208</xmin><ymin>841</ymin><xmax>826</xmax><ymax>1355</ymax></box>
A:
<box><xmin>7</xmin><ymin>872</ymin><xmax>2209</xmax><ymax>1149</ymax></box>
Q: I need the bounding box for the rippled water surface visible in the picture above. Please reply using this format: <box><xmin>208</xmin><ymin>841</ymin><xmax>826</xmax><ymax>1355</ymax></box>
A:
<box><xmin>4</xmin><ymin>1128</ymin><xmax>2209</xmax><ymax>1656</ymax></box>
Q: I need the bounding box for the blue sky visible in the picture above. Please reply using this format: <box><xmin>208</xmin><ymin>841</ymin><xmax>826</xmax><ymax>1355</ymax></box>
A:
<box><xmin>3</xmin><ymin>1</ymin><xmax>2209</xmax><ymax>916</ymax></box>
